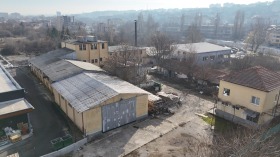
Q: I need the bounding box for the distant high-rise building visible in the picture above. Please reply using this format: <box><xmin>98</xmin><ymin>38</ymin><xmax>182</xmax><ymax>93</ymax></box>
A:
<box><xmin>9</xmin><ymin>12</ymin><xmax>21</xmax><ymax>19</ymax></box>
<box><xmin>266</xmin><ymin>25</ymin><xmax>280</xmax><ymax>47</ymax></box>
<box><xmin>55</xmin><ymin>12</ymin><xmax>74</xmax><ymax>31</ymax></box>
<box><xmin>57</xmin><ymin>11</ymin><xmax>61</xmax><ymax>16</ymax></box>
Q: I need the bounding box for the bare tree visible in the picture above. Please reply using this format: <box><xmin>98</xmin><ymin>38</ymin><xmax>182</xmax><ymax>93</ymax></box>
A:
<box><xmin>103</xmin><ymin>43</ymin><xmax>146</xmax><ymax>84</ymax></box>
<box><xmin>180</xmin><ymin>14</ymin><xmax>185</xmax><ymax>33</ymax></box>
<box><xmin>245</xmin><ymin>16</ymin><xmax>267</xmax><ymax>53</ymax></box>
<box><xmin>186</xmin><ymin>13</ymin><xmax>204</xmax><ymax>43</ymax></box>
<box><xmin>186</xmin><ymin>24</ymin><xmax>203</xmax><ymax>43</ymax></box>
<box><xmin>150</xmin><ymin>31</ymin><xmax>177</xmax><ymax>66</ymax></box>
<box><xmin>179</xmin><ymin>44</ymin><xmax>199</xmax><ymax>78</ymax></box>
<box><xmin>214</xmin><ymin>13</ymin><xmax>220</xmax><ymax>39</ymax></box>
<box><xmin>233</xmin><ymin>10</ymin><xmax>245</xmax><ymax>41</ymax></box>
<box><xmin>194</xmin><ymin>12</ymin><xmax>203</xmax><ymax>28</ymax></box>
<box><xmin>211</xmin><ymin>125</ymin><xmax>280</xmax><ymax>157</ymax></box>
<box><xmin>230</xmin><ymin>56</ymin><xmax>253</xmax><ymax>71</ymax></box>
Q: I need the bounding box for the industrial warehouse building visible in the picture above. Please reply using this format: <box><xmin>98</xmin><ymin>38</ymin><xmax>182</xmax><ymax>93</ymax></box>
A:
<box><xmin>52</xmin><ymin>72</ymin><xmax>148</xmax><ymax>135</ymax></box>
<box><xmin>29</xmin><ymin>51</ymin><xmax>149</xmax><ymax>135</ymax></box>
<box><xmin>172</xmin><ymin>42</ymin><xmax>231</xmax><ymax>64</ymax></box>
<box><xmin>0</xmin><ymin>63</ymin><xmax>34</xmax><ymax>139</ymax></box>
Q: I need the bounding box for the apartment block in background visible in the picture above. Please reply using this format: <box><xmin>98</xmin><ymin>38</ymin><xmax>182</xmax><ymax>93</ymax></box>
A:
<box><xmin>266</xmin><ymin>25</ymin><xmax>280</xmax><ymax>47</ymax></box>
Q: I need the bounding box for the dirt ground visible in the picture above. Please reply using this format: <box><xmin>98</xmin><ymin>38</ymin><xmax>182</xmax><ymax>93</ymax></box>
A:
<box><xmin>126</xmin><ymin>119</ymin><xmax>213</xmax><ymax>157</ymax></box>
<box><xmin>5</xmin><ymin>54</ymin><xmax>33</xmax><ymax>66</ymax></box>
<box><xmin>125</xmin><ymin>75</ymin><xmax>216</xmax><ymax>157</ymax></box>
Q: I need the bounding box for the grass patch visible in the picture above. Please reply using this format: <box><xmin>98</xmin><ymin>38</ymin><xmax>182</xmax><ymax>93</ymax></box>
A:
<box><xmin>202</xmin><ymin>114</ymin><xmax>237</xmax><ymax>132</ymax></box>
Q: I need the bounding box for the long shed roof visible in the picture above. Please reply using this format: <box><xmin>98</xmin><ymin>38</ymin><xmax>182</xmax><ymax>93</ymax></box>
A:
<box><xmin>52</xmin><ymin>72</ymin><xmax>148</xmax><ymax>112</ymax></box>
<box><xmin>29</xmin><ymin>48</ymin><xmax>73</xmax><ymax>69</ymax></box>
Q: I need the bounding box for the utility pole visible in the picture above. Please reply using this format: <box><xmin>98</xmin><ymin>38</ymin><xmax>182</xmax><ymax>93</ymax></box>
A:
<box><xmin>135</xmin><ymin>20</ymin><xmax>137</xmax><ymax>47</ymax></box>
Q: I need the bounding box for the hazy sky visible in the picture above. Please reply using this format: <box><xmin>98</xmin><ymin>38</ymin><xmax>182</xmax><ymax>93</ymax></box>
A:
<box><xmin>0</xmin><ymin>0</ymin><xmax>273</xmax><ymax>15</ymax></box>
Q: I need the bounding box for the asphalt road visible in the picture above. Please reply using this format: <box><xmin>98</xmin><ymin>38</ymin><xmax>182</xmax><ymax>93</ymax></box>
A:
<box><xmin>0</xmin><ymin>67</ymin><xmax>82</xmax><ymax>157</ymax></box>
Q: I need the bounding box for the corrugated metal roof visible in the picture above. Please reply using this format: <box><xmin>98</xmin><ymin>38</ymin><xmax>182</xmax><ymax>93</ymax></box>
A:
<box><xmin>52</xmin><ymin>72</ymin><xmax>148</xmax><ymax>113</ymax></box>
<box><xmin>85</xmin><ymin>72</ymin><xmax>149</xmax><ymax>94</ymax></box>
<box><xmin>52</xmin><ymin>73</ymin><xmax>119</xmax><ymax>112</ymax></box>
<box><xmin>41</xmin><ymin>60</ymin><xmax>83</xmax><ymax>82</ymax></box>
<box><xmin>29</xmin><ymin>48</ymin><xmax>73</xmax><ymax>69</ymax></box>
<box><xmin>30</xmin><ymin>50</ymin><xmax>104</xmax><ymax>82</ymax></box>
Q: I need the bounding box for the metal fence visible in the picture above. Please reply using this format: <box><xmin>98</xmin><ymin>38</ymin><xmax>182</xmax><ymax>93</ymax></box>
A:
<box><xmin>41</xmin><ymin>138</ymin><xmax>87</xmax><ymax>157</ymax></box>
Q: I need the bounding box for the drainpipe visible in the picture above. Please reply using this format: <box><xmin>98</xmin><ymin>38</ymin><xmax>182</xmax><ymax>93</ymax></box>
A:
<box><xmin>232</xmin><ymin>106</ymin><xmax>236</xmax><ymax>122</ymax></box>
<box><xmin>273</xmin><ymin>89</ymin><xmax>280</xmax><ymax>117</ymax></box>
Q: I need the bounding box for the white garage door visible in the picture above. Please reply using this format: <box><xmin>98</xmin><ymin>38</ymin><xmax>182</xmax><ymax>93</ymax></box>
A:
<box><xmin>102</xmin><ymin>97</ymin><xmax>136</xmax><ymax>132</ymax></box>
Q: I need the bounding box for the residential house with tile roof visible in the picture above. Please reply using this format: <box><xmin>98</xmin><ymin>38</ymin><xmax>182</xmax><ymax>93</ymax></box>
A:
<box><xmin>215</xmin><ymin>66</ymin><xmax>280</xmax><ymax>127</ymax></box>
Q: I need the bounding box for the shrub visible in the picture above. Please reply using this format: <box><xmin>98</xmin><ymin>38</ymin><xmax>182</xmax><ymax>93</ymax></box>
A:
<box><xmin>0</xmin><ymin>30</ymin><xmax>13</xmax><ymax>38</ymax></box>
<box><xmin>0</xmin><ymin>44</ymin><xmax>17</xmax><ymax>55</ymax></box>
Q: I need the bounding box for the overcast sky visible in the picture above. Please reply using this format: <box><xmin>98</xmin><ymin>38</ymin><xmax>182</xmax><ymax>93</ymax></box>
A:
<box><xmin>0</xmin><ymin>0</ymin><xmax>273</xmax><ymax>15</ymax></box>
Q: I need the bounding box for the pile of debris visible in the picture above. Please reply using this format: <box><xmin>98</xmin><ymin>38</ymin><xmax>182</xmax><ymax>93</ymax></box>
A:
<box><xmin>148</xmin><ymin>92</ymin><xmax>182</xmax><ymax>115</ymax></box>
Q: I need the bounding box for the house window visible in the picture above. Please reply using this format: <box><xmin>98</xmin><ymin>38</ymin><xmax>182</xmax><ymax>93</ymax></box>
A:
<box><xmin>61</xmin><ymin>96</ymin><xmax>65</xmax><ymax>100</ymax></box>
<box><xmin>95</xmin><ymin>59</ymin><xmax>98</xmax><ymax>63</ymax></box>
<box><xmin>203</xmin><ymin>56</ymin><xmax>209</xmax><ymax>61</ymax></box>
<box><xmin>102</xmin><ymin>43</ymin><xmax>105</xmax><ymax>49</ymax></box>
<box><xmin>251</xmin><ymin>96</ymin><xmax>260</xmax><ymax>105</ymax></box>
<box><xmin>210</xmin><ymin>56</ymin><xmax>215</xmax><ymax>60</ymax></box>
<box><xmin>79</xmin><ymin>44</ymin><xmax>82</xmax><ymax>50</ymax></box>
<box><xmin>224</xmin><ymin>55</ymin><xmax>229</xmax><ymax>58</ymax></box>
<box><xmin>218</xmin><ymin>54</ymin><xmax>223</xmax><ymax>58</ymax></box>
<box><xmin>223</xmin><ymin>88</ymin><xmax>230</xmax><ymax>96</ymax></box>
<box><xmin>140</xmin><ymin>50</ymin><xmax>143</xmax><ymax>54</ymax></box>
<box><xmin>91</xmin><ymin>59</ymin><xmax>94</xmax><ymax>63</ymax></box>
<box><xmin>276</xmin><ymin>39</ymin><xmax>280</xmax><ymax>42</ymax></box>
<box><xmin>83</xmin><ymin>60</ymin><xmax>86</xmax><ymax>62</ymax></box>
<box><xmin>83</xmin><ymin>44</ymin><xmax>86</xmax><ymax>50</ymax></box>
<box><xmin>100</xmin><ymin>58</ymin><xmax>103</xmax><ymax>62</ymax></box>
<box><xmin>91</xmin><ymin>44</ymin><xmax>97</xmax><ymax>49</ymax></box>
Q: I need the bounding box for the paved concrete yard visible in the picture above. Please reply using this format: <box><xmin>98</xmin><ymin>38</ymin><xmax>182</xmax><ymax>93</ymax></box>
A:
<box><xmin>71</xmin><ymin>89</ymin><xmax>214</xmax><ymax>157</ymax></box>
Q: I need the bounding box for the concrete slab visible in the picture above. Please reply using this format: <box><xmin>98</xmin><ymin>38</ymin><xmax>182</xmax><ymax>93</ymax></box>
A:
<box><xmin>71</xmin><ymin>81</ymin><xmax>215</xmax><ymax>157</ymax></box>
<box><xmin>72</xmin><ymin>117</ymin><xmax>178</xmax><ymax>157</ymax></box>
